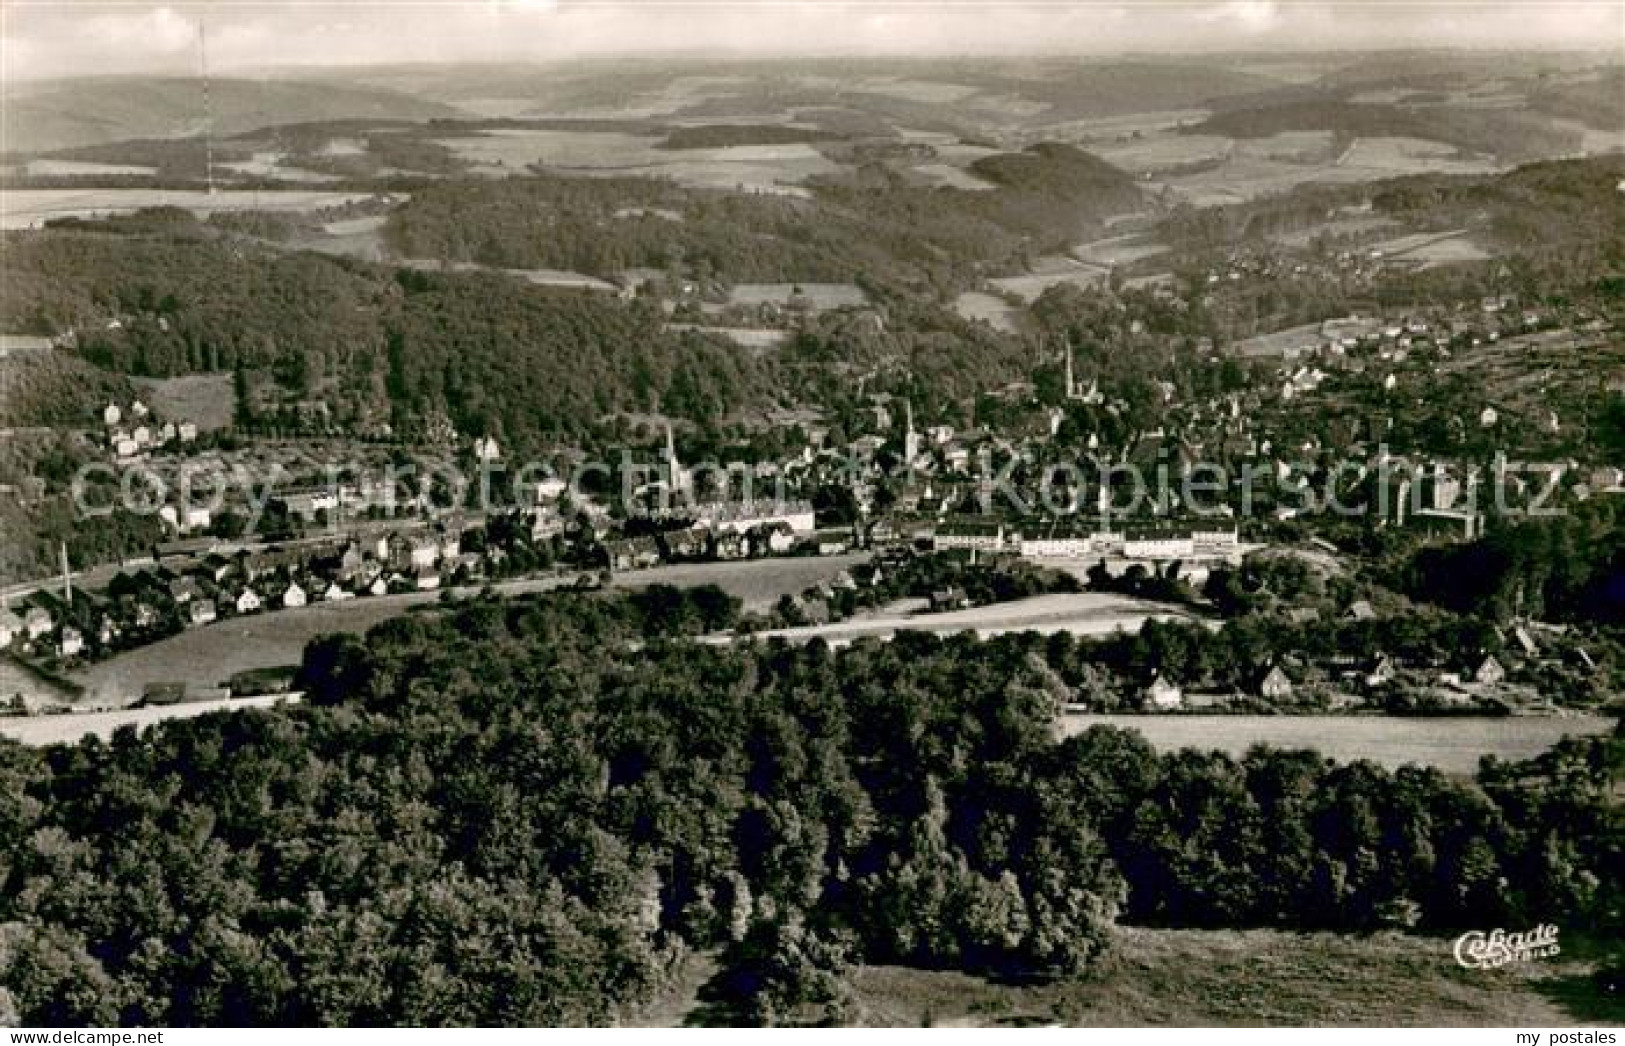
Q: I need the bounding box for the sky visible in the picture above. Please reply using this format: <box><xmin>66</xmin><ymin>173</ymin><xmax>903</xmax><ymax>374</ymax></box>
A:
<box><xmin>4</xmin><ymin>2</ymin><xmax>1621</xmax><ymax>81</ymax></box>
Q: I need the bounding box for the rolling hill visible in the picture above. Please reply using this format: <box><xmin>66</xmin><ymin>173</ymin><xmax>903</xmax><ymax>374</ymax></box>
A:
<box><xmin>4</xmin><ymin>76</ymin><xmax>466</xmax><ymax>155</ymax></box>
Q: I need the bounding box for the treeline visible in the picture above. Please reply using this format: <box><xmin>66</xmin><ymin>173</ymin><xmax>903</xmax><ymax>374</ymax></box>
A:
<box><xmin>0</xmin><ymin>587</ymin><xmax>1617</xmax><ymax>1025</ymax></box>
<box><xmin>0</xmin><ymin>352</ymin><xmax>132</xmax><ymax>429</ymax></box>
<box><xmin>1391</xmin><ymin>501</ymin><xmax>1625</xmax><ymax>626</ymax></box>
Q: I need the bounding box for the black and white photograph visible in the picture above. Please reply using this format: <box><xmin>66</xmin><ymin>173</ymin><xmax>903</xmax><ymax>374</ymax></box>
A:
<box><xmin>0</xmin><ymin>0</ymin><xmax>1622</xmax><ymax>1031</ymax></box>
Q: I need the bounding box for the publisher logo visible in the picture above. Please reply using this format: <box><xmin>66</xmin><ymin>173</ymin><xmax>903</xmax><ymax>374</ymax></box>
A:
<box><xmin>1453</xmin><ymin>925</ymin><xmax>1561</xmax><ymax>969</ymax></box>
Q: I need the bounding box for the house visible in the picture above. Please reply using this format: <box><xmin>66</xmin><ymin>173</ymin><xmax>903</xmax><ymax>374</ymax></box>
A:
<box><xmin>414</xmin><ymin>565</ymin><xmax>442</xmax><ymax>591</ymax></box>
<box><xmin>169</xmin><ymin>577</ymin><xmax>203</xmax><ymax>605</ymax></box>
<box><xmin>1364</xmin><ymin>654</ymin><xmax>1397</xmax><ymax>688</ymax></box>
<box><xmin>282</xmin><ymin>582</ymin><xmax>308</xmax><ymax>609</ymax></box>
<box><xmin>367</xmin><ymin>576</ymin><xmax>390</xmax><ymax>598</ymax></box>
<box><xmin>1346</xmin><ymin>599</ymin><xmax>1377</xmax><ymax>622</ymax></box>
<box><xmin>760</xmin><ymin>522</ymin><xmax>797</xmax><ymax>555</ymax></box>
<box><xmin>713</xmin><ymin>530</ymin><xmax>749</xmax><ymax>560</ymax></box>
<box><xmin>1143</xmin><ymin>675</ymin><xmax>1183</xmax><ymax>710</ymax></box>
<box><xmin>235</xmin><ymin>589</ymin><xmax>263</xmax><ymax>615</ymax></box>
<box><xmin>605</xmin><ymin>537</ymin><xmax>661</xmax><ymax>572</ymax></box>
<box><xmin>1256</xmin><ymin>665</ymin><xmax>1294</xmax><ymax>700</ymax></box>
<box><xmin>436</xmin><ymin>526</ymin><xmax>462</xmax><ymax>562</ymax></box>
<box><xmin>321</xmin><ymin>581</ymin><xmax>354</xmax><ymax>602</ymax></box>
<box><xmin>409</xmin><ymin>535</ymin><xmax>440</xmax><ymax>569</ymax></box>
<box><xmin>929</xmin><ymin>587</ymin><xmax>969</xmax><ymax>613</ymax></box>
<box><xmin>0</xmin><ymin>608</ymin><xmax>21</xmax><ymax>647</ymax></box>
<box><xmin>934</xmin><ymin>519</ymin><xmax>1006</xmax><ymax>553</ymax></box>
<box><xmin>815</xmin><ymin>531</ymin><xmax>850</xmax><ymax>556</ymax></box>
<box><xmin>188</xmin><ymin>600</ymin><xmax>217</xmax><ymax>627</ymax></box>
<box><xmin>57</xmin><ymin>627</ymin><xmax>84</xmax><ymax>659</ymax></box>
<box><xmin>1473</xmin><ymin>654</ymin><xmax>1506</xmax><ymax>686</ymax></box>
<box><xmin>23</xmin><ymin>606</ymin><xmax>53</xmax><ymax>641</ymax></box>
<box><xmin>1511</xmin><ymin>626</ymin><xmax>1539</xmax><ymax>658</ymax></box>
<box><xmin>658</xmin><ymin>526</ymin><xmax>710</xmax><ymax>561</ymax></box>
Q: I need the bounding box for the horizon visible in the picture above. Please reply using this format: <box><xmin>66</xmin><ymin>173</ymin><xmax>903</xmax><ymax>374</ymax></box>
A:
<box><xmin>5</xmin><ymin>2</ymin><xmax>1622</xmax><ymax>83</ymax></box>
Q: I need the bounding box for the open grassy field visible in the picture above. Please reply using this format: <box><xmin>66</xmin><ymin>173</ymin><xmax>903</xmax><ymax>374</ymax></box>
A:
<box><xmin>990</xmin><ymin>257</ymin><xmax>1110</xmax><ymax>302</ymax></box>
<box><xmin>0</xmin><ymin>188</ymin><xmax>385</xmax><ymax>230</ymax></box>
<box><xmin>736</xmin><ymin>591</ymin><xmax>1195</xmax><ymax>646</ymax></box>
<box><xmin>436</xmin><ymin>128</ymin><xmax>840</xmax><ymax>193</ymax></box>
<box><xmin>1059</xmin><ymin>713</ymin><xmax>1617</xmax><ymax>776</ymax></box>
<box><xmin>642</xmin><ymin>925</ymin><xmax>1620</xmax><ymax>1027</ymax></box>
<box><xmin>0</xmin><ymin>694</ymin><xmax>299</xmax><ymax>747</ymax></box>
<box><xmin>952</xmin><ymin>291</ymin><xmax>1026</xmax><ymax>334</ymax></box>
<box><xmin>726</xmin><ymin>283</ymin><xmax>868</xmax><ymax>309</ymax></box>
<box><xmin>132</xmin><ymin>373</ymin><xmax>236</xmax><ymax>432</ymax></box>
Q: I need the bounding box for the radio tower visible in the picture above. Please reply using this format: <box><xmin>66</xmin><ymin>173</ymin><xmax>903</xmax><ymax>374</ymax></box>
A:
<box><xmin>198</xmin><ymin>18</ymin><xmax>217</xmax><ymax>194</ymax></box>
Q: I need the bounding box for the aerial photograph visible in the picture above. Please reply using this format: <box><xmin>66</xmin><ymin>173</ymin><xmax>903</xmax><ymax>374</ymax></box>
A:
<box><xmin>0</xmin><ymin>0</ymin><xmax>1621</xmax><ymax>1031</ymax></box>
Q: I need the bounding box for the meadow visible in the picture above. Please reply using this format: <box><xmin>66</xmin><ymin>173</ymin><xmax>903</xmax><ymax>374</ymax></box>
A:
<box><xmin>1059</xmin><ymin>712</ymin><xmax>1617</xmax><ymax>775</ymax></box>
<box><xmin>0</xmin><ymin>188</ymin><xmax>383</xmax><ymax>230</ymax></box>
<box><xmin>805</xmin><ymin>926</ymin><xmax>1618</xmax><ymax>1027</ymax></box>
<box><xmin>435</xmin><ymin>128</ymin><xmax>840</xmax><ymax>193</ymax></box>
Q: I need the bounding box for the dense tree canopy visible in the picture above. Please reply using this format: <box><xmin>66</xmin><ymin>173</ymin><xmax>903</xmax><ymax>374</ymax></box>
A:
<box><xmin>0</xmin><ymin>586</ymin><xmax>1616</xmax><ymax>1026</ymax></box>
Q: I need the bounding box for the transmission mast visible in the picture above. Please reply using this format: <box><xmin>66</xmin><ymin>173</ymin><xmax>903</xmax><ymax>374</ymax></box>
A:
<box><xmin>198</xmin><ymin>18</ymin><xmax>216</xmax><ymax>194</ymax></box>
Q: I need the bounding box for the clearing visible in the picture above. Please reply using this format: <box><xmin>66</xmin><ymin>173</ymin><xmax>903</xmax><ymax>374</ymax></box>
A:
<box><xmin>644</xmin><ymin>925</ymin><xmax>1619</xmax><ymax>1026</ymax></box>
<box><xmin>1059</xmin><ymin>713</ymin><xmax>1617</xmax><ymax>776</ymax></box>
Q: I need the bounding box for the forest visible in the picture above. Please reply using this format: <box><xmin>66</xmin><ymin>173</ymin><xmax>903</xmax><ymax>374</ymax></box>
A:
<box><xmin>1</xmin><ymin>585</ymin><xmax>1618</xmax><ymax>1025</ymax></box>
<box><xmin>1</xmin><ymin>226</ymin><xmax>779</xmax><ymax>447</ymax></box>
<box><xmin>384</xmin><ymin>143</ymin><xmax>1143</xmax><ymax>293</ymax></box>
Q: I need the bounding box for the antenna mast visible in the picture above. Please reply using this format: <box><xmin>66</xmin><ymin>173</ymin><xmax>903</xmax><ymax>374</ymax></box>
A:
<box><xmin>198</xmin><ymin>18</ymin><xmax>216</xmax><ymax>195</ymax></box>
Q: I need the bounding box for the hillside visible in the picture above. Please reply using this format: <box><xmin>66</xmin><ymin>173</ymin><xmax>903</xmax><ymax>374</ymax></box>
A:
<box><xmin>3</xmin><ymin>76</ymin><xmax>465</xmax><ymax>155</ymax></box>
<box><xmin>0</xmin><ymin>224</ymin><xmax>779</xmax><ymax>445</ymax></box>
<box><xmin>1185</xmin><ymin>99</ymin><xmax>1582</xmax><ymax>164</ymax></box>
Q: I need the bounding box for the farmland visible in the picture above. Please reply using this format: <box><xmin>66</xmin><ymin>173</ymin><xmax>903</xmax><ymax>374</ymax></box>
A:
<box><xmin>0</xmin><ymin>188</ymin><xmax>388</xmax><ymax>230</ymax></box>
<box><xmin>435</xmin><ymin>128</ymin><xmax>840</xmax><ymax>193</ymax></box>
<box><xmin>726</xmin><ymin>282</ymin><xmax>868</xmax><ymax>309</ymax></box>
<box><xmin>952</xmin><ymin>290</ymin><xmax>1025</xmax><ymax>333</ymax></box>
<box><xmin>0</xmin><ymin>693</ymin><xmax>298</xmax><ymax>747</ymax></box>
<box><xmin>132</xmin><ymin>373</ymin><xmax>236</xmax><ymax>432</ymax></box>
<box><xmin>990</xmin><ymin>255</ymin><xmax>1110</xmax><ymax>302</ymax></box>
<box><xmin>737</xmin><ymin>591</ymin><xmax>1197</xmax><ymax>646</ymax></box>
<box><xmin>1058</xmin><ymin>712</ymin><xmax>1617</xmax><ymax>776</ymax></box>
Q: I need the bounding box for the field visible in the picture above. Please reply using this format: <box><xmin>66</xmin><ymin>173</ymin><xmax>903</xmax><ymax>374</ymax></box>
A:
<box><xmin>726</xmin><ymin>282</ymin><xmax>868</xmax><ymax>309</ymax></box>
<box><xmin>1368</xmin><ymin>229</ymin><xmax>1492</xmax><ymax>266</ymax></box>
<box><xmin>132</xmin><ymin>373</ymin><xmax>236</xmax><ymax>432</ymax></box>
<box><xmin>910</xmin><ymin>162</ymin><xmax>997</xmax><ymax>190</ymax></box>
<box><xmin>67</xmin><ymin>554</ymin><xmax>870</xmax><ymax>705</ymax></box>
<box><xmin>737</xmin><ymin>592</ymin><xmax>1195</xmax><ymax>646</ymax></box>
<box><xmin>1337</xmin><ymin>136</ymin><xmax>1498</xmax><ymax>175</ymax></box>
<box><xmin>436</xmin><ymin>128</ymin><xmax>840</xmax><ymax>193</ymax></box>
<box><xmin>952</xmin><ymin>291</ymin><xmax>1025</xmax><ymax>333</ymax></box>
<box><xmin>0</xmin><ymin>188</ymin><xmax>385</xmax><ymax>231</ymax></box>
<box><xmin>1059</xmin><ymin>713</ymin><xmax>1617</xmax><ymax>775</ymax></box>
<box><xmin>643</xmin><ymin>925</ymin><xmax>1618</xmax><ymax>1027</ymax></box>
<box><xmin>1092</xmin><ymin>134</ymin><xmax>1232</xmax><ymax>174</ymax></box>
<box><xmin>990</xmin><ymin>256</ymin><xmax>1110</xmax><ymax>302</ymax></box>
<box><xmin>0</xmin><ymin>694</ymin><xmax>298</xmax><ymax>747</ymax></box>
<box><xmin>1071</xmin><ymin>234</ymin><xmax>1169</xmax><ymax>268</ymax></box>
